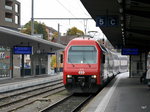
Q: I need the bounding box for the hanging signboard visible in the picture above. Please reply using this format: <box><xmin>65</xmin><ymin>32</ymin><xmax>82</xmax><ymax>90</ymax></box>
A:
<box><xmin>13</xmin><ymin>46</ymin><xmax>33</xmax><ymax>54</ymax></box>
<box><xmin>96</xmin><ymin>15</ymin><xmax>119</xmax><ymax>27</ymax></box>
<box><xmin>121</xmin><ymin>48</ymin><xmax>139</xmax><ymax>55</ymax></box>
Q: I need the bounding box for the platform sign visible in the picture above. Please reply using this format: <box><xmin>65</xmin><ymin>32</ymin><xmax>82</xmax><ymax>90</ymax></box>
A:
<box><xmin>13</xmin><ymin>46</ymin><xmax>32</xmax><ymax>54</ymax></box>
<box><xmin>108</xmin><ymin>16</ymin><xmax>118</xmax><ymax>26</ymax></box>
<box><xmin>96</xmin><ymin>16</ymin><xmax>107</xmax><ymax>27</ymax></box>
<box><xmin>48</xmin><ymin>52</ymin><xmax>55</xmax><ymax>55</ymax></box>
<box><xmin>121</xmin><ymin>48</ymin><xmax>139</xmax><ymax>55</ymax></box>
<box><xmin>96</xmin><ymin>15</ymin><xmax>118</xmax><ymax>27</ymax></box>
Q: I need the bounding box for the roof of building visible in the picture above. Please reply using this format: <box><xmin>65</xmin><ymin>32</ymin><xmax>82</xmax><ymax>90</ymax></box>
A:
<box><xmin>0</xmin><ymin>27</ymin><xmax>65</xmax><ymax>53</ymax></box>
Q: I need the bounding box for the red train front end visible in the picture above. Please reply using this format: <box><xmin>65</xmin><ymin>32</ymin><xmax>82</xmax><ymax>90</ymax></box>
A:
<box><xmin>63</xmin><ymin>38</ymin><xmax>102</xmax><ymax>93</ymax></box>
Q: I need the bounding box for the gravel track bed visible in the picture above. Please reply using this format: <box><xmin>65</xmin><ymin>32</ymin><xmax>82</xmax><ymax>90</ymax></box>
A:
<box><xmin>42</xmin><ymin>94</ymin><xmax>91</xmax><ymax>112</ymax></box>
<box><xmin>0</xmin><ymin>80</ymin><xmax>64</xmax><ymax>111</ymax></box>
<box><xmin>13</xmin><ymin>90</ymin><xmax>71</xmax><ymax>112</ymax></box>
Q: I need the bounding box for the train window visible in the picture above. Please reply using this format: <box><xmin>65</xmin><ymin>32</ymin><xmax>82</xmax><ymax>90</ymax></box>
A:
<box><xmin>60</xmin><ymin>54</ymin><xmax>63</xmax><ymax>63</ymax></box>
<box><xmin>68</xmin><ymin>46</ymin><xmax>97</xmax><ymax>64</ymax></box>
<box><xmin>69</xmin><ymin>46</ymin><xmax>96</xmax><ymax>51</ymax></box>
<box><xmin>102</xmin><ymin>54</ymin><xmax>105</xmax><ymax>63</ymax></box>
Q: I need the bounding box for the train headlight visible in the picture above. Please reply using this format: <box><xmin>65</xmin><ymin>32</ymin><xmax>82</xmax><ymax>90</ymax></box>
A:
<box><xmin>67</xmin><ymin>75</ymin><xmax>72</xmax><ymax>78</ymax></box>
<box><xmin>91</xmin><ymin>75</ymin><xmax>97</xmax><ymax>78</ymax></box>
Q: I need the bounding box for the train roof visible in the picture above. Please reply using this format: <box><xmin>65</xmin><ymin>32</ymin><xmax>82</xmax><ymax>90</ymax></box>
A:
<box><xmin>67</xmin><ymin>37</ymin><xmax>97</xmax><ymax>45</ymax></box>
<box><xmin>71</xmin><ymin>37</ymin><xmax>95</xmax><ymax>41</ymax></box>
<box><xmin>68</xmin><ymin>36</ymin><xmax>109</xmax><ymax>53</ymax></box>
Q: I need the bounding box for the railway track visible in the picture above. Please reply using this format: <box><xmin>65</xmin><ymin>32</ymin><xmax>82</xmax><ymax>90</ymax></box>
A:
<box><xmin>0</xmin><ymin>79</ymin><xmax>65</xmax><ymax>112</ymax></box>
<box><xmin>40</xmin><ymin>94</ymin><xmax>93</xmax><ymax>112</ymax></box>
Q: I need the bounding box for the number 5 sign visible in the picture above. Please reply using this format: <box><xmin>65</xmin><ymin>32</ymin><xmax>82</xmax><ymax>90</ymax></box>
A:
<box><xmin>96</xmin><ymin>16</ymin><xmax>118</xmax><ymax>27</ymax></box>
<box><xmin>96</xmin><ymin>16</ymin><xmax>107</xmax><ymax>27</ymax></box>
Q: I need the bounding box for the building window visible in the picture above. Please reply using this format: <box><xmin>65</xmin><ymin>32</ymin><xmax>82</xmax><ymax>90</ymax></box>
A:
<box><xmin>15</xmin><ymin>15</ymin><xmax>19</xmax><ymax>24</ymax></box>
<box><xmin>5</xmin><ymin>0</ymin><xmax>13</xmax><ymax>10</ymax></box>
<box><xmin>5</xmin><ymin>5</ymin><xmax>13</xmax><ymax>10</ymax></box>
<box><xmin>15</xmin><ymin>4</ymin><xmax>19</xmax><ymax>13</ymax></box>
<box><xmin>5</xmin><ymin>12</ymin><xmax>13</xmax><ymax>22</ymax></box>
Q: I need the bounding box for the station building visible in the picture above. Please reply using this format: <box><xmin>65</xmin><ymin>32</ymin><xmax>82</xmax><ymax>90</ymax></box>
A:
<box><xmin>0</xmin><ymin>0</ymin><xmax>20</xmax><ymax>30</ymax></box>
<box><xmin>0</xmin><ymin>0</ymin><xmax>21</xmax><ymax>79</ymax></box>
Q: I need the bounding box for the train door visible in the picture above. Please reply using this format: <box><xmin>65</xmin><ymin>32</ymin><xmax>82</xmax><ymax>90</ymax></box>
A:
<box><xmin>100</xmin><ymin>52</ymin><xmax>105</xmax><ymax>83</ymax></box>
<box><xmin>108</xmin><ymin>53</ymin><xmax>114</xmax><ymax>77</ymax></box>
<box><xmin>102</xmin><ymin>52</ymin><xmax>109</xmax><ymax>81</ymax></box>
<box><xmin>99</xmin><ymin>44</ymin><xmax>109</xmax><ymax>82</ymax></box>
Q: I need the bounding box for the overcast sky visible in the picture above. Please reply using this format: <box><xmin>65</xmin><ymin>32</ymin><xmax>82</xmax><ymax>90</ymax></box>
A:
<box><xmin>17</xmin><ymin>0</ymin><xmax>104</xmax><ymax>39</ymax></box>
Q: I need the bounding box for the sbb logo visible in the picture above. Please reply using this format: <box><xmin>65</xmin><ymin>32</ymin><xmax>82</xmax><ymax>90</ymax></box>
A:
<box><xmin>78</xmin><ymin>69</ymin><xmax>85</xmax><ymax>75</ymax></box>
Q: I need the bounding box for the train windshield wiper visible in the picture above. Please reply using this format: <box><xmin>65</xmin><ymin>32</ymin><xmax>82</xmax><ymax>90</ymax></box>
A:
<box><xmin>83</xmin><ymin>57</ymin><xmax>91</xmax><ymax>67</ymax></box>
<box><xmin>68</xmin><ymin>57</ymin><xmax>75</xmax><ymax>67</ymax></box>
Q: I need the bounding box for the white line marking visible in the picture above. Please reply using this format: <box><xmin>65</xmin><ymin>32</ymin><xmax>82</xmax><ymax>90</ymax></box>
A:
<box><xmin>95</xmin><ymin>76</ymin><xmax>120</xmax><ymax>112</ymax></box>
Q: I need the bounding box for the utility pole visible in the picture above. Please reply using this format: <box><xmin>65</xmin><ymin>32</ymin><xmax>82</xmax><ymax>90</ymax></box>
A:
<box><xmin>57</xmin><ymin>23</ymin><xmax>60</xmax><ymax>43</ymax></box>
<box><xmin>31</xmin><ymin>0</ymin><xmax>34</xmax><ymax>35</ymax></box>
<box><xmin>57</xmin><ymin>24</ymin><xmax>60</xmax><ymax>73</ymax></box>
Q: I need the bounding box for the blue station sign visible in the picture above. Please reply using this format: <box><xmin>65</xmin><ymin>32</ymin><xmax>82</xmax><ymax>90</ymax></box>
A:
<box><xmin>96</xmin><ymin>15</ymin><xmax>119</xmax><ymax>27</ymax></box>
<box><xmin>13</xmin><ymin>46</ymin><xmax>33</xmax><ymax>54</ymax></box>
<box><xmin>121</xmin><ymin>48</ymin><xmax>139</xmax><ymax>55</ymax></box>
<box><xmin>47</xmin><ymin>52</ymin><xmax>55</xmax><ymax>55</ymax></box>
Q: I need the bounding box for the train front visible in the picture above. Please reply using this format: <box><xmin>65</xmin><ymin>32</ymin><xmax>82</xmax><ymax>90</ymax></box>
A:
<box><xmin>63</xmin><ymin>38</ymin><xmax>101</xmax><ymax>93</ymax></box>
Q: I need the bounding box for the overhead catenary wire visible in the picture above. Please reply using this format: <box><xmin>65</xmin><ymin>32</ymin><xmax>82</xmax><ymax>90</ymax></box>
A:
<box><xmin>55</xmin><ymin>0</ymin><xmax>91</xmax><ymax>34</ymax></box>
<box><xmin>55</xmin><ymin>0</ymin><xmax>76</xmax><ymax>18</ymax></box>
<box><xmin>74</xmin><ymin>0</ymin><xmax>91</xmax><ymax>17</ymax></box>
<box><xmin>33</xmin><ymin>0</ymin><xmax>97</xmax><ymax>35</ymax></box>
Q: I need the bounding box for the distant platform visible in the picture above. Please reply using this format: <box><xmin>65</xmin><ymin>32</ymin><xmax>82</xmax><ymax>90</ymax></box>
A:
<box><xmin>0</xmin><ymin>73</ymin><xmax>62</xmax><ymax>93</ymax></box>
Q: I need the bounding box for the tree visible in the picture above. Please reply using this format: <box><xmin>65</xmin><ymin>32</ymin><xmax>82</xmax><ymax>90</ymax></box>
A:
<box><xmin>51</xmin><ymin>55</ymin><xmax>56</xmax><ymax>69</ymax></box>
<box><xmin>66</xmin><ymin>27</ymin><xmax>84</xmax><ymax>36</ymax></box>
<box><xmin>21</xmin><ymin>21</ymin><xmax>48</xmax><ymax>40</ymax></box>
<box><xmin>51</xmin><ymin>32</ymin><xmax>58</xmax><ymax>41</ymax></box>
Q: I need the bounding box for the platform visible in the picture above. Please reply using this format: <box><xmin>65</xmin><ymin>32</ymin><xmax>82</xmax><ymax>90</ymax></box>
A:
<box><xmin>82</xmin><ymin>72</ymin><xmax>150</xmax><ymax>112</ymax></box>
<box><xmin>0</xmin><ymin>73</ymin><xmax>62</xmax><ymax>93</ymax></box>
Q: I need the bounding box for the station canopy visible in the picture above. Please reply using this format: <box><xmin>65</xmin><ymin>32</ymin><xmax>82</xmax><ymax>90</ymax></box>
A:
<box><xmin>0</xmin><ymin>27</ymin><xmax>65</xmax><ymax>53</ymax></box>
<box><xmin>81</xmin><ymin>0</ymin><xmax>150</xmax><ymax>51</ymax></box>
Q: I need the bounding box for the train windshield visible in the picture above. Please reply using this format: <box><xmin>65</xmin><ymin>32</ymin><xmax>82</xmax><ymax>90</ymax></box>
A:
<box><xmin>68</xmin><ymin>46</ymin><xmax>97</xmax><ymax>64</ymax></box>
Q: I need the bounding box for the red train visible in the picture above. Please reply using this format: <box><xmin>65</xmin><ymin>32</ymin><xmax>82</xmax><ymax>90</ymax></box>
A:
<box><xmin>63</xmin><ymin>37</ymin><xmax>128</xmax><ymax>93</ymax></box>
